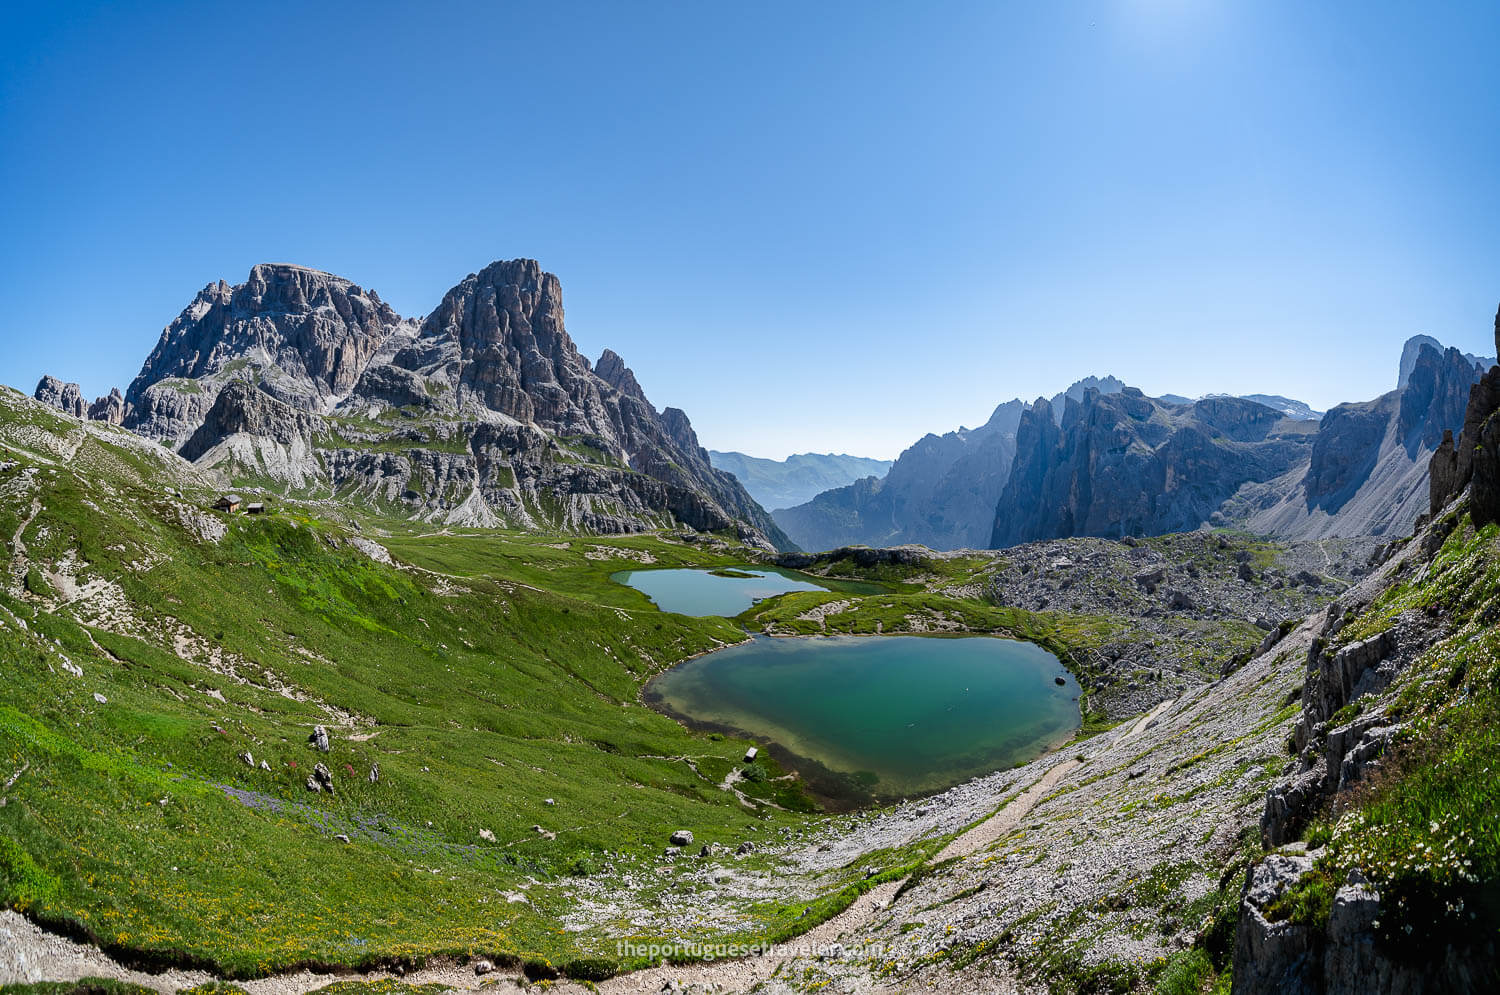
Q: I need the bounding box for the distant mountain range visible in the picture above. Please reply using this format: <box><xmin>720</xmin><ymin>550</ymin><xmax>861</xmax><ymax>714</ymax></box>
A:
<box><xmin>28</xmin><ymin>263</ymin><xmax>1496</xmax><ymax>558</ymax></box>
<box><xmin>707</xmin><ymin>451</ymin><xmax>893</xmax><ymax>511</ymax></box>
<box><xmin>1156</xmin><ymin>393</ymin><xmax>1322</xmax><ymax>421</ymax></box>
<box><xmin>29</xmin><ymin>260</ymin><xmax>791</xmax><ymax>549</ymax></box>
<box><xmin>772</xmin><ymin>400</ymin><xmax>1025</xmax><ymax>551</ymax></box>
<box><xmin>775</xmin><ymin>333</ymin><xmax>1492</xmax><ymax>552</ymax></box>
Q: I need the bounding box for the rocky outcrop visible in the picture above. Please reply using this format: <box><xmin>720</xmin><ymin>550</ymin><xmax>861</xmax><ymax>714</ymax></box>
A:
<box><xmin>99</xmin><ymin>258</ymin><xmax>789</xmax><ymax>547</ymax></box>
<box><xmin>594</xmin><ymin>348</ymin><xmax>648</xmax><ymax>404</ymax></box>
<box><xmin>991</xmin><ymin>389</ymin><xmax>1310</xmax><ymax>547</ymax></box>
<box><xmin>1232</xmin><ymin>337</ymin><xmax>1485</xmax><ymax>540</ymax></box>
<box><xmin>126</xmin><ymin>264</ymin><xmax>410</xmax><ymax>431</ymax></box>
<box><xmin>33</xmin><ymin>376</ymin><xmax>86</xmax><ymax>418</ymax></box>
<box><xmin>1231</xmin><ymin>856</ymin><xmax>1484</xmax><ymax>995</ymax></box>
<box><xmin>1233</xmin><ymin>853</ymin><xmax>1323</xmax><ymax>993</ymax></box>
<box><xmin>1259</xmin><ymin>604</ymin><xmax>1424</xmax><ymax>849</ymax></box>
<box><xmin>87</xmin><ymin>388</ymin><xmax>126</xmax><ymax>425</ymax></box>
<box><xmin>32</xmin><ymin>378</ymin><xmax>128</xmax><ymax>426</ymax></box>
<box><xmin>1236</xmin><ymin>488</ymin><xmax>1499</xmax><ymax>994</ymax></box>
<box><xmin>1398</xmin><ymin>333</ymin><xmax>1492</xmax><ymax>390</ymax></box>
<box><xmin>180</xmin><ymin>381</ymin><xmax>321</xmax><ymax>462</ymax></box>
<box><xmin>774</xmin><ymin>399</ymin><xmax>1024</xmax><ymax>551</ymax></box>
<box><xmin>1428</xmin><ymin>305</ymin><xmax>1500</xmax><ymax>526</ymax></box>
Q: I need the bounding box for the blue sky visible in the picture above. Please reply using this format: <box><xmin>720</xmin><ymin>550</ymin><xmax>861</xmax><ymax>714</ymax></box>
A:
<box><xmin>2</xmin><ymin>1</ymin><xmax>1497</xmax><ymax>460</ymax></box>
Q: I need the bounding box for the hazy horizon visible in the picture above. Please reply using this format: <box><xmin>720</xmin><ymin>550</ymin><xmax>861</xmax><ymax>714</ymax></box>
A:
<box><xmin>3</xmin><ymin>1</ymin><xmax>1497</xmax><ymax>461</ymax></box>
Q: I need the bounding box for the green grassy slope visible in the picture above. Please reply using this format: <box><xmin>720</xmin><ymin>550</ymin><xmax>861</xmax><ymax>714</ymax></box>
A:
<box><xmin>0</xmin><ymin>385</ymin><xmax>1311</xmax><ymax>986</ymax></box>
<box><xmin>0</xmin><ymin>389</ymin><xmax>834</xmax><ymax>977</ymax></box>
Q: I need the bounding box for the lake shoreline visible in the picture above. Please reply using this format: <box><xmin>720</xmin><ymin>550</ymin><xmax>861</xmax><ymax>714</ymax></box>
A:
<box><xmin>642</xmin><ymin>632</ymin><xmax>1081</xmax><ymax>812</ymax></box>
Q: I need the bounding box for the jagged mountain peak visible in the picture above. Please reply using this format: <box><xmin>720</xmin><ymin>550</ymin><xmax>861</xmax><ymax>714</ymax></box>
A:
<box><xmin>121</xmin><ymin>261</ymin><xmax>412</xmax><ymax>441</ymax></box>
<box><xmin>1049</xmin><ymin>375</ymin><xmax>1126</xmax><ymax>423</ymax></box>
<box><xmin>595</xmin><ymin>348</ymin><xmax>650</xmax><ymax>406</ymax></box>
<box><xmin>1398</xmin><ymin>333</ymin><xmax>1493</xmax><ymax>389</ymax></box>
<box><xmin>30</xmin><ymin>255</ymin><xmax>789</xmax><ymax>548</ymax></box>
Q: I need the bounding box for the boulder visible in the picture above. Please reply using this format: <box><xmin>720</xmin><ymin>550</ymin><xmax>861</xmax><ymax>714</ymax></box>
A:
<box><xmin>309</xmin><ymin>725</ymin><xmax>331</xmax><ymax>752</ymax></box>
<box><xmin>1232</xmin><ymin>853</ymin><xmax>1321</xmax><ymax>995</ymax></box>
<box><xmin>669</xmin><ymin>829</ymin><xmax>694</xmax><ymax>847</ymax></box>
<box><xmin>1261</xmin><ymin>768</ymin><xmax>1325</xmax><ymax>847</ymax></box>
<box><xmin>1134</xmin><ymin>567</ymin><xmax>1167</xmax><ymax>591</ymax></box>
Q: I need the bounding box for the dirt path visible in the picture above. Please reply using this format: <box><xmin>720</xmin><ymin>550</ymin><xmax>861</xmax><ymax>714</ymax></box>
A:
<box><xmin>1</xmin><ymin>702</ymin><xmax>1177</xmax><ymax>995</ymax></box>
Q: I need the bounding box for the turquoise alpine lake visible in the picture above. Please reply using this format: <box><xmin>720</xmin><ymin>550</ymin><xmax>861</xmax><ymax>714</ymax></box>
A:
<box><xmin>613</xmin><ymin>565</ymin><xmax>882</xmax><ymax>617</ymax></box>
<box><xmin>645</xmin><ymin>634</ymin><xmax>1080</xmax><ymax>799</ymax></box>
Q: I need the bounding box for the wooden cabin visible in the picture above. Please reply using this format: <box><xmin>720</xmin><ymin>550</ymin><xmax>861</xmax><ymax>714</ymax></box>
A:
<box><xmin>245</xmin><ymin>502</ymin><xmax>266</xmax><ymax>515</ymax></box>
<box><xmin>214</xmin><ymin>494</ymin><xmax>243</xmax><ymax>513</ymax></box>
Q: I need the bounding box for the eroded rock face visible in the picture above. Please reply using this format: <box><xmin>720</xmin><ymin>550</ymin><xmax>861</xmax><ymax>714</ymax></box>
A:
<box><xmin>180</xmin><ymin>381</ymin><xmax>321</xmax><ymax>462</ymax></box>
<box><xmin>1261</xmin><ymin>613</ymin><xmax>1420</xmax><ymax>848</ymax></box>
<box><xmin>991</xmin><ymin>389</ymin><xmax>1310</xmax><ymax>547</ymax></box>
<box><xmin>1397</xmin><ymin>344</ymin><xmax>1481</xmax><ymax>453</ymax></box>
<box><xmin>1473</xmin><ymin>410</ymin><xmax>1500</xmax><ymax>526</ymax></box>
<box><xmin>339</xmin><ymin>259</ymin><xmax>787</xmax><ymax>546</ymax></box>
<box><xmin>1233</xmin><ymin>853</ymin><xmax>1322</xmax><ymax>995</ymax></box>
<box><xmin>75</xmin><ymin>258</ymin><xmax>788</xmax><ymax>547</ymax></box>
<box><xmin>33</xmin><ymin>376</ymin><xmax>86</xmax><ymax>418</ymax></box>
<box><xmin>1235</xmin><ymin>860</ymin><xmax>1495</xmax><ymax>994</ymax></box>
<box><xmin>595</xmin><ymin>347</ymin><xmax>648</xmax><ymax>404</ymax></box>
<box><xmin>1305</xmin><ymin>396</ymin><xmax>1394</xmax><ymax>509</ymax></box>
<box><xmin>776</xmin><ymin>398</ymin><xmax>1024</xmax><ymax>551</ymax></box>
<box><xmin>125</xmin><ymin>263</ymin><xmax>413</xmax><ymax>435</ymax></box>
<box><xmin>87</xmin><ymin>388</ymin><xmax>126</xmax><ymax>425</ymax></box>
<box><xmin>1428</xmin><ymin>306</ymin><xmax>1500</xmax><ymax>524</ymax></box>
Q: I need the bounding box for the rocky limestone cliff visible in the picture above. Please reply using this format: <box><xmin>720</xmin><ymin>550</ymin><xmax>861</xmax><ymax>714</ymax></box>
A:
<box><xmin>1397</xmin><ymin>333</ymin><xmax>1492</xmax><ymax>390</ymax></box>
<box><xmin>120</xmin><ymin>263</ymin><xmax>415</xmax><ymax>443</ymax></box>
<box><xmin>101</xmin><ymin>258</ymin><xmax>788</xmax><ymax>547</ymax></box>
<box><xmin>1428</xmin><ymin>304</ymin><xmax>1500</xmax><ymax>528</ymax></box>
<box><xmin>991</xmin><ymin>389</ymin><xmax>1311</xmax><ymax>548</ymax></box>
<box><xmin>179</xmin><ymin>380</ymin><xmax>323</xmax><ymax>463</ymax></box>
<box><xmin>1224</xmin><ymin>338</ymin><xmax>1485</xmax><ymax>541</ymax></box>
<box><xmin>87</xmin><ymin>388</ymin><xmax>126</xmax><ymax>425</ymax></box>
<box><xmin>32</xmin><ymin>376</ymin><xmax>87</xmax><ymax>418</ymax></box>
<box><xmin>773</xmin><ymin>398</ymin><xmax>1024</xmax><ymax>551</ymax></box>
<box><xmin>33</xmin><ymin>377</ymin><xmax>128</xmax><ymax>426</ymax></box>
<box><xmin>1049</xmin><ymin>374</ymin><xmax>1126</xmax><ymax>422</ymax></box>
<box><xmin>1229</xmin><ymin>308</ymin><xmax>1500</xmax><ymax>995</ymax></box>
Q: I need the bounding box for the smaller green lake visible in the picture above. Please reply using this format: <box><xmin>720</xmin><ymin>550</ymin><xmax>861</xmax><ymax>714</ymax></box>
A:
<box><xmin>646</xmin><ymin>635</ymin><xmax>1080</xmax><ymax>801</ymax></box>
<box><xmin>612</xmin><ymin>566</ymin><xmax>881</xmax><ymax>617</ymax></box>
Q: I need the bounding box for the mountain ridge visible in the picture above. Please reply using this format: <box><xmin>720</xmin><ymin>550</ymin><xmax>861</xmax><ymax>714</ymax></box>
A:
<box><xmin>33</xmin><ymin>259</ymin><xmax>790</xmax><ymax>549</ymax></box>
<box><xmin>707</xmin><ymin>450</ymin><xmax>893</xmax><ymax>512</ymax></box>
